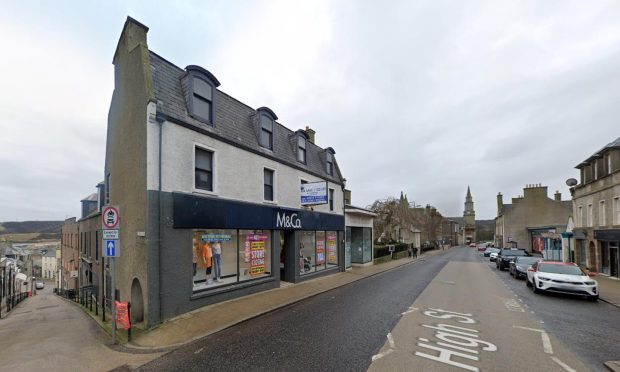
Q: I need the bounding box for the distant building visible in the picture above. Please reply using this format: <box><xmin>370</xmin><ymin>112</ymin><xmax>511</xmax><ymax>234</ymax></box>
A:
<box><xmin>41</xmin><ymin>249</ymin><xmax>58</xmax><ymax>279</ymax></box>
<box><xmin>462</xmin><ymin>187</ymin><xmax>476</xmax><ymax>244</ymax></box>
<box><xmin>60</xmin><ymin>218</ymin><xmax>79</xmax><ymax>292</ymax></box>
<box><xmin>495</xmin><ymin>184</ymin><xmax>572</xmax><ymax>254</ymax></box>
<box><xmin>571</xmin><ymin>137</ymin><xmax>620</xmax><ymax>278</ymax></box>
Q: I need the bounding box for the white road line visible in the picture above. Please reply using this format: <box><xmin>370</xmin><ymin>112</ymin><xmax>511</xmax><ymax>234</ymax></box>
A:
<box><xmin>194</xmin><ymin>347</ymin><xmax>204</xmax><ymax>354</ymax></box>
<box><xmin>541</xmin><ymin>332</ymin><xmax>553</xmax><ymax>354</ymax></box>
<box><xmin>551</xmin><ymin>356</ymin><xmax>577</xmax><ymax>372</ymax></box>
<box><xmin>512</xmin><ymin>325</ymin><xmax>545</xmax><ymax>333</ymax></box>
<box><xmin>387</xmin><ymin>332</ymin><xmax>395</xmax><ymax>349</ymax></box>
<box><xmin>401</xmin><ymin>306</ymin><xmax>418</xmax><ymax>315</ymax></box>
<box><xmin>371</xmin><ymin>348</ymin><xmax>394</xmax><ymax>361</ymax></box>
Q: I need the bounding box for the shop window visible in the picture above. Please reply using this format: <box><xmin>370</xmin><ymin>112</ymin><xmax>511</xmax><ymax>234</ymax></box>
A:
<box><xmin>195</xmin><ymin>147</ymin><xmax>213</xmax><ymax>191</ymax></box>
<box><xmin>300</xmin><ymin>231</ymin><xmax>316</xmax><ymax>274</ymax></box>
<box><xmin>326</xmin><ymin>231</ymin><xmax>338</xmax><ymax>268</ymax></box>
<box><xmin>316</xmin><ymin>231</ymin><xmax>326</xmax><ymax>271</ymax></box>
<box><xmin>192</xmin><ymin>229</ymin><xmax>272</xmax><ymax>293</ymax></box>
<box><xmin>192</xmin><ymin>229</ymin><xmax>238</xmax><ymax>292</ymax></box>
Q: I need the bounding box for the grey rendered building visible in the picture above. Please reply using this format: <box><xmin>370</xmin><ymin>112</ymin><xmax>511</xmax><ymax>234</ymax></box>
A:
<box><xmin>105</xmin><ymin>17</ymin><xmax>346</xmax><ymax>328</ymax></box>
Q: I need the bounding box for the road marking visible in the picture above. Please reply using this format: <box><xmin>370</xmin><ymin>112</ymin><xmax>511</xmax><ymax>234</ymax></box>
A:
<box><xmin>194</xmin><ymin>347</ymin><xmax>204</xmax><ymax>354</ymax></box>
<box><xmin>503</xmin><ymin>298</ymin><xmax>525</xmax><ymax>312</ymax></box>
<box><xmin>512</xmin><ymin>326</ymin><xmax>545</xmax><ymax>333</ymax></box>
<box><xmin>401</xmin><ymin>306</ymin><xmax>418</xmax><ymax>315</ymax></box>
<box><xmin>387</xmin><ymin>332</ymin><xmax>395</xmax><ymax>349</ymax></box>
<box><xmin>551</xmin><ymin>357</ymin><xmax>577</xmax><ymax>372</ymax></box>
<box><xmin>371</xmin><ymin>348</ymin><xmax>394</xmax><ymax>361</ymax></box>
<box><xmin>541</xmin><ymin>332</ymin><xmax>553</xmax><ymax>354</ymax></box>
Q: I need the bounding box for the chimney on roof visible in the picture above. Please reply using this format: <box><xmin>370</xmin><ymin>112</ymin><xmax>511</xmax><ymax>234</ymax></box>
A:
<box><xmin>305</xmin><ymin>126</ymin><xmax>315</xmax><ymax>144</ymax></box>
<box><xmin>554</xmin><ymin>190</ymin><xmax>561</xmax><ymax>201</ymax></box>
<box><xmin>497</xmin><ymin>192</ymin><xmax>503</xmax><ymax>215</ymax></box>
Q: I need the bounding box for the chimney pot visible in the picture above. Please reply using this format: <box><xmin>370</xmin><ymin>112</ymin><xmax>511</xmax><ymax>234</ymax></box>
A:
<box><xmin>305</xmin><ymin>126</ymin><xmax>316</xmax><ymax>144</ymax></box>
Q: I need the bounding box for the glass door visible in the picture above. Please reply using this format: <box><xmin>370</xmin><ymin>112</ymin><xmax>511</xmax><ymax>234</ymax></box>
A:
<box><xmin>345</xmin><ymin>227</ymin><xmax>352</xmax><ymax>268</ymax></box>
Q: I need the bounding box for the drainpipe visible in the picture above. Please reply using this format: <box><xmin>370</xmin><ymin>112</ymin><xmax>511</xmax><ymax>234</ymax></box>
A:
<box><xmin>156</xmin><ymin>112</ymin><xmax>165</xmax><ymax>324</ymax></box>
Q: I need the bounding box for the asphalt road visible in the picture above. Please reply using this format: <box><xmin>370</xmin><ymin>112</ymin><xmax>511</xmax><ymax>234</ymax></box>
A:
<box><xmin>138</xmin><ymin>250</ymin><xmax>453</xmax><ymax>372</ymax></box>
<box><xmin>480</xmin><ymin>252</ymin><xmax>620</xmax><ymax>372</ymax></box>
<box><xmin>138</xmin><ymin>247</ymin><xmax>617</xmax><ymax>372</ymax></box>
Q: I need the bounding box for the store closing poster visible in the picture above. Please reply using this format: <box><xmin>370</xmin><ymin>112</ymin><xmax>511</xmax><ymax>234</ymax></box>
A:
<box><xmin>327</xmin><ymin>232</ymin><xmax>337</xmax><ymax>264</ymax></box>
<box><xmin>248</xmin><ymin>234</ymin><xmax>268</xmax><ymax>276</ymax></box>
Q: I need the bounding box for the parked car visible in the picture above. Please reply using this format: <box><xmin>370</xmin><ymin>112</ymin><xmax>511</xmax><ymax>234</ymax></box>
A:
<box><xmin>509</xmin><ymin>256</ymin><xmax>541</xmax><ymax>279</ymax></box>
<box><xmin>484</xmin><ymin>247</ymin><xmax>500</xmax><ymax>257</ymax></box>
<box><xmin>489</xmin><ymin>251</ymin><xmax>499</xmax><ymax>262</ymax></box>
<box><xmin>526</xmin><ymin>261</ymin><xmax>598</xmax><ymax>301</ymax></box>
<box><xmin>496</xmin><ymin>248</ymin><xmax>530</xmax><ymax>270</ymax></box>
<box><xmin>469</xmin><ymin>243</ymin><xmax>476</xmax><ymax>248</ymax></box>
<box><xmin>477</xmin><ymin>244</ymin><xmax>487</xmax><ymax>251</ymax></box>
<box><xmin>35</xmin><ymin>281</ymin><xmax>45</xmax><ymax>289</ymax></box>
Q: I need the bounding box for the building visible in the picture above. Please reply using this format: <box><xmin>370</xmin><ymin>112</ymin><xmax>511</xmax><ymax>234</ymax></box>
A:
<box><xmin>103</xmin><ymin>17</ymin><xmax>346</xmax><ymax>328</ymax></box>
<box><xmin>77</xmin><ymin>188</ymin><xmax>105</xmax><ymax>305</ymax></box>
<box><xmin>344</xmin><ymin>190</ymin><xmax>377</xmax><ymax>266</ymax></box>
<box><xmin>462</xmin><ymin>187</ymin><xmax>476</xmax><ymax>244</ymax></box>
<box><xmin>440</xmin><ymin>219</ymin><xmax>459</xmax><ymax>247</ymax></box>
<box><xmin>571</xmin><ymin>137</ymin><xmax>620</xmax><ymax>278</ymax></box>
<box><xmin>60</xmin><ymin>218</ymin><xmax>79</xmax><ymax>292</ymax></box>
<box><xmin>495</xmin><ymin>184</ymin><xmax>572</xmax><ymax>254</ymax></box>
<box><xmin>41</xmin><ymin>249</ymin><xmax>58</xmax><ymax>280</ymax></box>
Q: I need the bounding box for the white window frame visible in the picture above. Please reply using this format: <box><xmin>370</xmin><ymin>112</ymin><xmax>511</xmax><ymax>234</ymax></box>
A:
<box><xmin>587</xmin><ymin>204</ymin><xmax>593</xmax><ymax>227</ymax></box>
<box><xmin>599</xmin><ymin>200</ymin><xmax>606</xmax><ymax>226</ymax></box>
<box><xmin>578</xmin><ymin>205</ymin><xmax>583</xmax><ymax>227</ymax></box>
<box><xmin>192</xmin><ymin>143</ymin><xmax>218</xmax><ymax>196</ymax></box>
<box><xmin>263</xmin><ymin>167</ymin><xmax>277</xmax><ymax>204</ymax></box>
<box><xmin>614</xmin><ymin>197</ymin><xmax>620</xmax><ymax>225</ymax></box>
<box><xmin>329</xmin><ymin>188</ymin><xmax>335</xmax><ymax>211</ymax></box>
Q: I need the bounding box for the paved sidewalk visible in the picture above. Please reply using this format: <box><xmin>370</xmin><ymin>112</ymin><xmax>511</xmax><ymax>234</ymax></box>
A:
<box><xmin>128</xmin><ymin>249</ymin><xmax>443</xmax><ymax>350</ymax></box>
<box><xmin>597</xmin><ymin>273</ymin><xmax>620</xmax><ymax>308</ymax></box>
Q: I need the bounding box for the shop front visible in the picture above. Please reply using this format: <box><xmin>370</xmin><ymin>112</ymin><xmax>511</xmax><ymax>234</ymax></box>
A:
<box><xmin>173</xmin><ymin>192</ymin><xmax>345</xmax><ymax>298</ymax></box>
<box><xmin>594</xmin><ymin>229</ymin><xmax>620</xmax><ymax>278</ymax></box>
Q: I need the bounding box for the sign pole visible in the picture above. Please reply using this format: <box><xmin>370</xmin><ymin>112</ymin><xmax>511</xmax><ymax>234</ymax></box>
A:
<box><xmin>112</xmin><ymin>257</ymin><xmax>116</xmax><ymax>344</ymax></box>
<box><xmin>101</xmin><ymin>205</ymin><xmax>120</xmax><ymax>345</ymax></box>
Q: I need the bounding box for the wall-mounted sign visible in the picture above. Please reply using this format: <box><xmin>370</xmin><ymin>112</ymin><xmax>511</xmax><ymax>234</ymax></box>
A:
<box><xmin>301</xmin><ymin>181</ymin><xmax>328</xmax><ymax>205</ymax></box>
<box><xmin>276</xmin><ymin>211</ymin><xmax>302</xmax><ymax>229</ymax></box>
<box><xmin>202</xmin><ymin>234</ymin><xmax>232</xmax><ymax>242</ymax></box>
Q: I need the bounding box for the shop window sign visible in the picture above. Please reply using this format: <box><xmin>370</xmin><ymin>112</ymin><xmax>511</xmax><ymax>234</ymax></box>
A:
<box><xmin>276</xmin><ymin>211</ymin><xmax>302</xmax><ymax>229</ymax></box>
<box><xmin>202</xmin><ymin>234</ymin><xmax>232</xmax><ymax>242</ymax></box>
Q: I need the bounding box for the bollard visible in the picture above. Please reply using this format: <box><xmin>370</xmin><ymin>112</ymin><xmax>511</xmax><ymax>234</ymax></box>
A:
<box><xmin>127</xmin><ymin>302</ymin><xmax>132</xmax><ymax>342</ymax></box>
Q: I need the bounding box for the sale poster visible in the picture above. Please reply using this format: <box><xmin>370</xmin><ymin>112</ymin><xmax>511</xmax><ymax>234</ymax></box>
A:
<box><xmin>316</xmin><ymin>239</ymin><xmax>325</xmax><ymax>265</ymax></box>
<box><xmin>327</xmin><ymin>232</ymin><xmax>337</xmax><ymax>264</ymax></box>
<box><xmin>247</xmin><ymin>234</ymin><xmax>268</xmax><ymax>276</ymax></box>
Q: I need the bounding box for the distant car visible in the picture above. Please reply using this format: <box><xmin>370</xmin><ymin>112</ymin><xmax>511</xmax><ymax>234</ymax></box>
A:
<box><xmin>484</xmin><ymin>247</ymin><xmax>500</xmax><ymax>257</ymax></box>
<box><xmin>496</xmin><ymin>248</ymin><xmax>530</xmax><ymax>270</ymax></box>
<box><xmin>526</xmin><ymin>261</ymin><xmax>598</xmax><ymax>301</ymax></box>
<box><xmin>477</xmin><ymin>244</ymin><xmax>487</xmax><ymax>251</ymax></box>
<box><xmin>489</xmin><ymin>252</ymin><xmax>499</xmax><ymax>262</ymax></box>
<box><xmin>469</xmin><ymin>243</ymin><xmax>476</xmax><ymax>248</ymax></box>
<box><xmin>35</xmin><ymin>281</ymin><xmax>45</xmax><ymax>290</ymax></box>
<box><xmin>509</xmin><ymin>256</ymin><xmax>542</xmax><ymax>279</ymax></box>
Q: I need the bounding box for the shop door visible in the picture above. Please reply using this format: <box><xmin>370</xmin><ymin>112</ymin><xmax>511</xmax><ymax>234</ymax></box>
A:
<box><xmin>610</xmin><ymin>247</ymin><xmax>618</xmax><ymax>277</ymax></box>
<box><xmin>345</xmin><ymin>227</ymin><xmax>352</xmax><ymax>268</ymax></box>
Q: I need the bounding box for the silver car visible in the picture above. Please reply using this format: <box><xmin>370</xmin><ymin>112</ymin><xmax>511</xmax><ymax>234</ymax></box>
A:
<box><xmin>526</xmin><ymin>261</ymin><xmax>598</xmax><ymax>301</ymax></box>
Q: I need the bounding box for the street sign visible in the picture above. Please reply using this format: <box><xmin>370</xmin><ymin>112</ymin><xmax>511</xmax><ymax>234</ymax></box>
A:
<box><xmin>102</xmin><ymin>206</ymin><xmax>120</xmax><ymax>229</ymax></box>
<box><xmin>103</xmin><ymin>229</ymin><xmax>120</xmax><ymax>240</ymax></box>
<box><xmin>104</xmin><ymin>240</ymin><xmax>120</xmax><ymax>257</ymax></box>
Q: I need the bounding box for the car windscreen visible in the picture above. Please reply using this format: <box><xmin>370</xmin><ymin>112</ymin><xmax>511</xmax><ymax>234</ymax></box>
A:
<box><xmin>502</xmin><ymin>250</ymin><xmax>527</xmax><ymax>256</ymax></box>
<box><xmin>538</xmin><ymin>264</ymin><xmax>584</xmax><ymax>275</ymax></box>
<box><xmin>515</xmin><ymin>257</ymin><xmax>539</xmax><ymax>265</ymax></box>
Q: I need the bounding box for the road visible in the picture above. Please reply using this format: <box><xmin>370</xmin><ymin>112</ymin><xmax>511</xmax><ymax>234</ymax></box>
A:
<box><xmin>0</xmin><ymin>281</ymin><xmax>161</xmax><ymax>372</ymax></box>
<box><xmin>139</xmin><ymin>247</ymin><xmax>618</xmax><ymax>371</ymax></box>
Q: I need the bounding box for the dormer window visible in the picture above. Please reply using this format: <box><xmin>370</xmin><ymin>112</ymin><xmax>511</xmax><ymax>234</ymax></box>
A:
<box><xmin>192</xmin><ymin>78</ymin><xmax>213</xmax><ymax>123</ymax></box>
<box><xmin>326</xmin><ymin>152</ymin><xmax>334</xmax><ymax>175</ymax></box>
<box><xmin>183</xmin><ymin>65</ymin><xmax>221</xmax><ymax>125</ymax></box>
<box><xmin>260</xmin><ymin>115</ymin><xmax>273</xmax><ymax>149</ymax></box>
<box><xmin>297</xmin><ymin>135</ymin><xmax>306</xmax><ymax>163</ymax></box>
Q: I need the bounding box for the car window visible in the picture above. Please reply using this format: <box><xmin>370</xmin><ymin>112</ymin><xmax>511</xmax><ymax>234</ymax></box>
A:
<box><xmin>538</xmin><ymin>264</ymin><xmax>585</xmax><ymax>275</ymax></box>
<box><xmin>516</xmin><ymin>257</ymin><xmax>539</xmax><ymax>265</ymax></box>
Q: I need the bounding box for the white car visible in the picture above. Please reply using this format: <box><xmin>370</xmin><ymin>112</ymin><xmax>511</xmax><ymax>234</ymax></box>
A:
<box><xmin>489</xmin><ymin>252</ymin><xmax>499</xmax><ymax>262</ymax></box>
<box><xmin>526</xmin><ymin>261</ymin><xmax>598</xmax><ymax>301</ymax></box>
<box><xmin>35</xmin><ymin>281</ymin><xmax>45</xmax><ymax>290</ymax></box>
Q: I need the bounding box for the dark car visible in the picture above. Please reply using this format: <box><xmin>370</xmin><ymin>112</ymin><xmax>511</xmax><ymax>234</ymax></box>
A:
<box><xmin>496</xmin><ymin>248</ymin><xmax>530</xmax><ymax>270</ymax></box>
<box><xmin>509</xmin><ymin>256</ymin><xmax>541</xmax><ymax>279</ymax></box>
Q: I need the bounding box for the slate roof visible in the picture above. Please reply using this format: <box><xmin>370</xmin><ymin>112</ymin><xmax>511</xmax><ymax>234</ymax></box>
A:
<box><xmin>575</xmin><ymin>136</ymin><xmax>620</xmax><ymax>168</ymax></box>
<box><xmin>149</xmin><ymin>51</ymin><xmax>343</xmax><ymax>185</ymax></box>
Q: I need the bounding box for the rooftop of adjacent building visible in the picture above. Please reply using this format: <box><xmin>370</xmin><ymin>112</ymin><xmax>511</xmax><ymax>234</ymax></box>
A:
<box><xmin>575</xmin><ymin>136</ymin><xmax>620</xmax><ymax>168</ymax></box>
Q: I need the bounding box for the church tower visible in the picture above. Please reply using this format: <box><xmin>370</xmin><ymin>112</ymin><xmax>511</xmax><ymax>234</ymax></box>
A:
<box><xmin>463</xmin><ymin>186</ymin><xmax>476</xmax><ymax>244</ymax></box>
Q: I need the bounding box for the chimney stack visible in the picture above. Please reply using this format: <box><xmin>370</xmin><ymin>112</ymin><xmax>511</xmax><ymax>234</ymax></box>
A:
<box><xmin>554</xmin><ymin>190</ymin><xmax>561</xmax><ymax>201</ymax></box>
<box><xmin>305</xmin><ymin>126</ymin><xmax>315</xmax><ymax>144</ymax></box>
<box><xmin>497</xmin><ymin>192</ymin><xmax>503</xmax><ymax>215</ymax></box>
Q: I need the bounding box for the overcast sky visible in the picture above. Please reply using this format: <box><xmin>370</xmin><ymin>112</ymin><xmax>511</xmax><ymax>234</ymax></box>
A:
<box><xmin>1</xmin><ymin>0</ymin><xmax>619</xmax><ymax>222</ymax></box>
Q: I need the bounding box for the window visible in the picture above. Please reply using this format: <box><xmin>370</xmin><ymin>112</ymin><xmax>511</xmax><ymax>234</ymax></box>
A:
<box><xmin>191</xmin><ymin>78</ymin><xmax>213</xmax><ymax>123</ymax></box>
<box><xmin>195</xmin><ymin>147</ymin><xmax>213</xmax><ymax>191</ymax></box>
<box><xmin>300</xmin><ymin>231</ymin><xmax>316</xmax><ymax>274</ymax></box>
<box><xmin>607</xmin><ymin>154</ymin><xmax>612</xmax><ymax>174</ymax></box>
<box><xmin>594</xmin><ymin>161</ymin><xmax>598</xmax><ymax>180</ymax></box>
<box><xmin>264</xmin><ymin>169</ymin><xmax>274</xmax><ymax>201</ymax></box>
<box><xmin>587</xmin><ymin>204</ymin><xmax>593</xmax><ymax>227</ymax></box>
<box><xmin>260</xmin><ymin>115</ymin><xmax>273</xmax><ymax>150</ymax></box>
<box><xmin>105</xmin><ymin>173</ymin><xmax>110</xmax><ymax>205</ymax></box>
<box><xmin>614</xmin><ymin>197</ymin><xmax>620</xmax><ymax>225</ymax></box>
<box><xmin>297</xmin><ymin>136</ymin><xmax>306</xmax><ymax>163</ymax></box>
<box><xmin>326</xmin><ymin>152</ymin><xmax>333</xmax><ymax>175</ymax></box>
<box><xmin>600</xmin><ymin>200</ymin><xmax>606</xmax><ymax>226</ymax></box>
<box><xmin>329</xmin><ymin>188</ymin><xmax>334</xmax><ymax>211</ymax></box>
<box><xmin>578</xmin><ymin>206</ymin><xmax>583</xmax><ymax>227</ymax></box>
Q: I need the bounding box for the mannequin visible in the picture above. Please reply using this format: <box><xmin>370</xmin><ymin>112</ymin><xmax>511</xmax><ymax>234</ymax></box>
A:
<box><xmin>202</xmin><ymin>240</ymin><xmax>213</xmax><ymax>284</ymax></box>
<box><xmin>212</xmin><ymin>241</ymin><xmax>222</xmax><ymax>282</ymax></box>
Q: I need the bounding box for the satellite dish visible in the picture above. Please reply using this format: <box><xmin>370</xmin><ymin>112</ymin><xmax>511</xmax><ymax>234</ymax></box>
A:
<box><xmin>566</xmin><ymin>178</ymin><xmax>578</xmax><ymax>186</ymax></box>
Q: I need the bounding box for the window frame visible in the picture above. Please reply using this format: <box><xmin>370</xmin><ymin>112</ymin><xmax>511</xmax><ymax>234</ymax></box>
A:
<box><xmin>326</xmin><ymin>152</ymin><xmax>333</xmax><ymax>175</ymax></box>
<box><xmin>263</xmin><ymin>168</ymin><xmax>275</xmax><ymax>202</ymax></box>
<box><xmin>329</xmin><ymin>188</ymin><xmax>334</xmax><ymax>211</ymax></box>
<box><xmin>587</xmin><ymin>203</ymin><xmax>593</xmax><ymax>227</ymax></box>
<box><xmin>260</xmin><ymin>114</ymin><xmax>274</xmax><ymax>150</ymax></box>
<box><xmin>194</xmin><ymin>145</ymin><xmax>216</xmax><ymax>194</ymax></box>
<box><xmin>614</xmin><ymin>197</ymin><xmax>620</xmax><ymax>225</ymax></box>
<box><xmin>297</xmin><ymin>135</ymin><xmax>307</xmax><ymax>164</ymax></box>
<box><xmin>599</xmin><ymin>200</ymin><xmax>606</xmax><ymax>226</ymax></box>
<box><xmin>189</xmin><ymin>76</ymin><xmax>215</xmax><ymax>124</ymax></box>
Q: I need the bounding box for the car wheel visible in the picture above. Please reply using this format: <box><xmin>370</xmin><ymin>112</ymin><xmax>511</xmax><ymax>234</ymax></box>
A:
<box><xmin>532</xmin><ymin>280</ymin><xmax>539</xmax><ymax>293</ymax></box>
<box><xmin>526</xmin><ymin>278</ymin><xmax>532</xmax><ymax>287</ymax></box>
<box><xmin>588</xmin><ymin>295</ymin><xmax>599</xmax><ymax>302</ymax></box>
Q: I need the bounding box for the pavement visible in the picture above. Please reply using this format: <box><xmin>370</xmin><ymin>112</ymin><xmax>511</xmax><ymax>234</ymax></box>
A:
<box><xmin>596</xmin><ymin>273</ymin><xmax>620</xmax><ymax>308</ymax></box>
